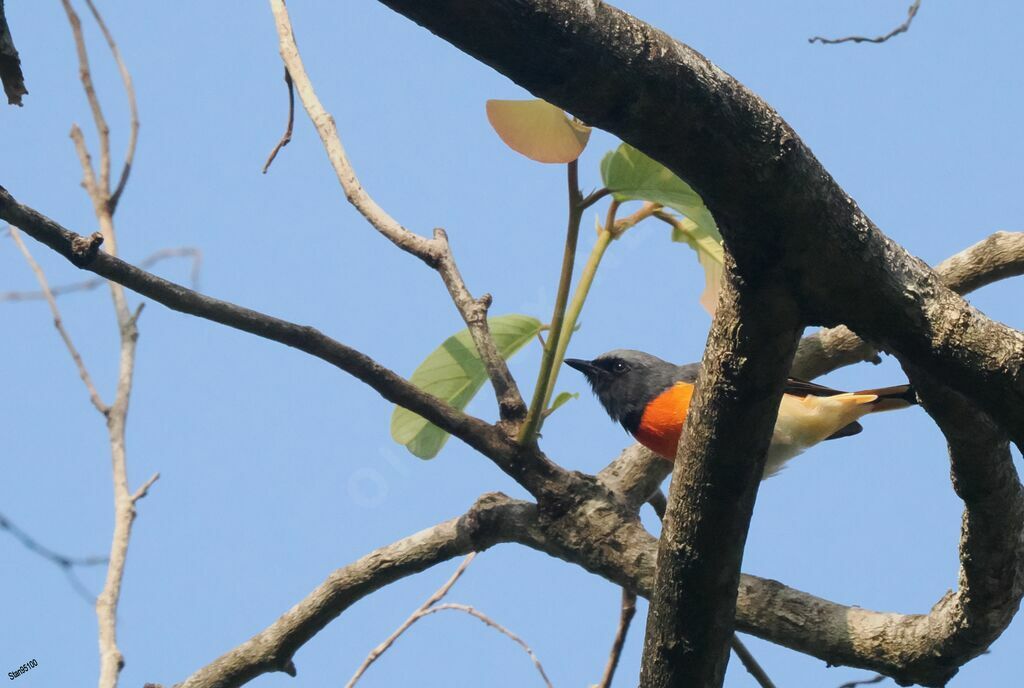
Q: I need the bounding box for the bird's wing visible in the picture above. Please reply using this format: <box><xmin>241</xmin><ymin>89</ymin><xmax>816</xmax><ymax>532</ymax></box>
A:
<box><xmin>783</xmin><ymin>376</ymin><xmax>846</xmax><ymax>397</ymax></box>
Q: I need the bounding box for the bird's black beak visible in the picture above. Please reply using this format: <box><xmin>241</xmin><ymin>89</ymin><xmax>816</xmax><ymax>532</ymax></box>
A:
<box><xmin>564</xmin><ymin>358</ymin><xmax>599</xmax><ymax>378</ymax></box>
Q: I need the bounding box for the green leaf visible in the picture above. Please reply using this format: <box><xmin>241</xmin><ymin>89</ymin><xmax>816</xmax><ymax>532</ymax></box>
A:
<box><xmin>601</xmin><ymin>143</ymin><xmax>724</xmax><ymax>315</ymax></box>
<box><xmin>670</xmin><ymin>215</ymin><xmax>725</xmax><ymax>315</ymax></box>
<box><xmin>600</xmin><ymin>143</ymin><xmax>721</xmax><ymax>244</ymax></box>
<box><xmin>486</xmin><ymin>99</ymin><xmax>592</xmax><ymax>164</ymax></box>
<box><xmin>391</xmin><ymin>314</ymin><xmax>542</xmax><ymax>459</ymax></box>
<box><xmin>546</xmin><ymin>391</ymin><xmax>579</xmax><ymax>416</ymax></box>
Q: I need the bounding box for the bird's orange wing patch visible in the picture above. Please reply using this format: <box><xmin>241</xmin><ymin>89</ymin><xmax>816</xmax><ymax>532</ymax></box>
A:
<box><xmin>635</xmin><ymin>382</ymin><xmax>694</xmax><ymax>460</ymax></box>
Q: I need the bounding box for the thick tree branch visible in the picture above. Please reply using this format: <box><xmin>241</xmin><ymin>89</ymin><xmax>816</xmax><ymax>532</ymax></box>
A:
<box><xmin>177</xmin><ymin>494</ymin><xmax>537</xmax><ymax>688</ymax></box>
<box><xmin>792</xmin><ymin>231</ymin><xmax>1024</xmax><ymax>380</ymax></box>
<box><xmin>268</xmin><ymin>0</ymin><xmax>528</xmax><ymax>424</ymax></box>
<box><xmin>0</xmin><ymin>187</ymin><xmax>571</xmax><ymax>498</ymax></box>
<box><xmin>639</xmin><ymin>263</ymin><xmax>803</xmax><ymax>687</ymax></box>
<box><xmin>0</xmin><ymin>0</ymin><xmax>26</xmax><ymax>105</ymax></box>
<box><xmin>375</xmin><ymin>0</ymin><xmax>1024</xmax><ymax>449</ymax></box>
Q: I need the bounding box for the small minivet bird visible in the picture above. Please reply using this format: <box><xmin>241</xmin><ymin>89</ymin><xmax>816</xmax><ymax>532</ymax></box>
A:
<box><xmin>566</xmin><ymin>349</ymin><xmax>917</xmax><ymax>476</ymax></box>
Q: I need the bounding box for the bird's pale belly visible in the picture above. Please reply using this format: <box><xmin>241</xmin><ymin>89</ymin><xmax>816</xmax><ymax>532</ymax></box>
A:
<box><xmin>636</xmin><ymin>384</ymin><xmax>879</xmax><ymax>477</ymax></box>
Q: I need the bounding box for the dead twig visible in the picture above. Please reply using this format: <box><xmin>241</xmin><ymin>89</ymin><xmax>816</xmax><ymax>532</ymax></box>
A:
<box><xmin>597</xmin><ymin>589</ymin><xmax>637</xmax><ymax>688</ymax></box>
<box><xmin>0</xmin><ymin>510</ymin><xmax>106</xmax><ymax>603</ymax></box>
<box><xmin>262</xmin><ymin>67</ymin><xmax>294</xmax><ymax>173</ymax></box>
<box><xmin>0</xmin><ymin>246</ymin><xmax>203</xmax><ymax>302</ymax></box>
<box><xmin>346</xmin><ymin>552</ymin><xmax>552</xmax><ymax>687</ymax></box>
<box><xmin>836</xmin><ymin>674</ymin><xmax>887</xmax><ymax>688</ymax></box>
<box><xmin>82</xmin><ymin>0</ymin><xmax>139</xmax><ymax>213</ymax></box>
<box><xmin>810</xmin><ymin>0</ymin><xmax>921</xmax><ymax>45</ymax></box>
<box><xmin>268</xmin><ymin>0</ymin><xmax>528</xmax><ymax>423</ymax></box>
<box><xmin>730</xmin><ymin>636</ymin><xmax>777</xmax><ymax>688</ymax></box>
<box><xmin>9</xmin><ymin>227</ymin><xmax>108</xmax><ymax>415</ymax></box>
<box><xmin>346</xmin><ymin>553</ymin><xmax>477</xmax><ymax>686</ymax></box>
<box><xmin>420</xmin><ymin>604</ymin><xmax>553</xmax><ymax>687</ymax></box>
<box><xmin>59</xmin><ymin>2</ymin><xmax>151</xmax><ymax>686</ymax></box>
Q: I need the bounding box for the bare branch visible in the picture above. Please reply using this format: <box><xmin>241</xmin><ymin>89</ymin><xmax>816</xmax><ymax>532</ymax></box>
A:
<box><xmin>262</xmin><ymin>67</ymin><xmax>294</xmax><ymax>174</ymax></box>
<box><xmin>596</xmin><ymin>588</ymin><xmax>636</xmax><ymax>688</ymax></box>
<box><xmin>419</xmin><ymin>604</ymin><xmax>554</xmax><ymax>687</ymax></box>
<box><xmin>347</xmin><ymin>552</ymin><xmax>552</xmax><ymax>688</ymax></box>
<box><xmin>82</xmin><ymin>0</ymin><xmax>140</xmax><ymax>213</ymax></box>
<box><xmin>131</xmin><ymin>472</ymin><xmax>160</xmax><ymax>503</ymax></box>
<box><xmin>267</xmin><ymin>0</ymin><xmax>528</xmax><ymax>423</ymax></box>
<box><xmin>178</xmin><ymin>494</ymin><xmax>537</xmax><ymax>688</ymax></box>
<box><xmin>729</xmin><ymin>636</ymin><xmax>777</xmax><ymax>688</ymax></box>
<box><xmin>837</xmin><ymin>674</ymin><xmax>887</xmax><ymax>688</ymax></box>
<box><xmin>9</xmin><ymin>227</ymin><xmax>108</xmax><ymax>415</ymax></box>
<box><xmin>60</xmin><ymin>0</ymin><xmax>111</xmax><ymax>197</ymax></box>
<box><xmin>0</xmin><ymin>187</ymin><xmax>572</xmax><ymax>498</ymax></box>
<box><xmin>0</xmin><ymin>246</ymin><xmax>203</xmax><ymax>302</ymax></box>
<box><xmin>0</xmin><ymin>0</ymin><xmax>27</xmax><ymax>105</ymax></box>
<box><xmin>810</xmin><ymin>1</ymin><xmax>922</xmax><ymax>45</ymax></box>
<box><xmin>346</xmin><ymin>553</ymin><xmax>477</xmax><ymax>686</ymax></box>
<box><xmin>0</xmin><ymin>510</ymin><xmax>109</xmax><ymax>569</ymax></box>
<box><xmin>0</xmin><ymin>510</ymin><xmax>107</xmax><ymax>603</ymax></box>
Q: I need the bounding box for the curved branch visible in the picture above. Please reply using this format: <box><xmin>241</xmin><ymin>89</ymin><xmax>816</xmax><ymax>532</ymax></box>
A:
<box><xmin>177</xmin><ymin>494</ymin><xmax>536</xmax><ymax>688</ymax></box>
<box><xmin>0</xmin><ymin>187</ymin><xmax>570</xmax><ymax>498</ymax></box>
<box><xmin>268</xmin><ymin>0</ymin><xmax>527</xmax><ymax>423</ymax></box>
<box><xmin>792</xmin><ymin>231</ymin><xmax>1024</xmax><ymax>380</ymax></box>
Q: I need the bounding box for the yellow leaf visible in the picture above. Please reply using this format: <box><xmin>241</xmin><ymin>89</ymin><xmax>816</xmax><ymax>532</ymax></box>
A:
<box><xmin>486</xmin><ymin>99</ymin><xmax>591</xmax><ymax>163</ymax></box>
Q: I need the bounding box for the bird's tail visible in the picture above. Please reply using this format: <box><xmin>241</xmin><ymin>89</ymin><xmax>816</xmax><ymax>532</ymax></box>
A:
<box><xmin>855</xmin><ymin>384</ymin><xmax>918</xmax><ymax>413</ymax></box>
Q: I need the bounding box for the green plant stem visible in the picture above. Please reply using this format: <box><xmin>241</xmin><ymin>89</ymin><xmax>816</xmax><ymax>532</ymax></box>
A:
<box><xmin>538</xmin><ymin>200</ymin><xmax>619</xmax><ymax>415</ymax></box>
<box><xmin>519</xmin><ymin>161</ymin><xmax>584</xmax><ymax>443</ymax></box>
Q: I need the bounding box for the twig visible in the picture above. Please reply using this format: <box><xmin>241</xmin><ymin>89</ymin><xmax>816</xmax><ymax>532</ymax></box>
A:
<box><xmin>837</xmin><ymin>674</ymin><xmax>886</xmax><ymax>688</ymax></box>
<box><xmin>131</xmin><ymin>472</ymin><xmax>160</xmax><ymax>502</ymax></box>
<box><xmin>262</xmin><ymin>67</ymin><xmax>294</xmax><ymax>173</ymax></box>
<box><xmin>59</xmin><ymin>3</ymin><xmax>148</xmax><ymax>686</ymax></box>
<box><xmin>597</xmin><ymin>589</ymin><xmax>637</xmax><ymax>688</ymax></box>
<box><xmin>268</xmin><ymin>0</ymin><xmax>527</xmax><ymax>422</ymax></box>
<box><xmin>177</xmin><ymin>495</ymin><xmax>536</xmax><ymax>688</ymax></box>
<box><xmin>0</xmin><ymin>0</ymin><xmax>27</xmax><ymax>105</ymax></box>
<box><xmin>83</xmin><ymin>0</ymin><xmax>138</xmax><ymax>213</ymax></box>
<box><xmin>809</xmin><ymin>0</ymin><xmax>922</xmax><ymax>45</ymax></box>
<box><xmin>730</xmin><ymin>636</ymin><xmax>777</xmax><ymax>688</ymax></box>
<box><xmin>9</xmin><ymin>227</ymin><xmax>108</xmax><ymax>415</ymax></box>
<box><xmin>0</xmin><ymin>510</ymin><xmax>109</xmax><ymax>568</ymax></box>
<box><xmin>0</xmin><ymin>246</ymin><xmax>203</xmax><ymax>302</ymax></box>
<box><xmin>346</xmin><ymin>553</ymin><xmax>477</xmax><ymax>686</ymax></box>
<box><xmin>0</xmin><ymin>510</ymin><xmax>107</xmax><ymax>603</ymax></box>
<box><xmin>0</xmin><ymin>187</ymin><xmax>570</xmax><ymax>498</ymax></box>
<box><xmin>419</xmin><ymin>604</ymin><xmax>553</xmax><ymax>688</ymax></box>
<box><xmin>60</xmin><ymin>0</ymin><xmax>111</xmax><ymax>198</ymax></box>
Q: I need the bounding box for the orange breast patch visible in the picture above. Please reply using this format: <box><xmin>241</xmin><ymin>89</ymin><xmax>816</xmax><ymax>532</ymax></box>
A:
<box><xmin>635</xmin><ymin>382</ymin><xmax>694</xmax><ymax>460</ymax></box>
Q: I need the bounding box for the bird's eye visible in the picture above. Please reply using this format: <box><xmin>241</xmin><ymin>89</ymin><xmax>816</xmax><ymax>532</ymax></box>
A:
<box><xmin>611</xmin><ymin>360</ymin><xmax>628</xmax><ymax>373</ymax></box>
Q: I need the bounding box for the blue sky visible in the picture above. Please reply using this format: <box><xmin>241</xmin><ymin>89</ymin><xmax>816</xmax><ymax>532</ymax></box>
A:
<box><xmin>1</xmin><ymin>1</ymin><xmax>1022</xmax><ymax>686</ymax></box>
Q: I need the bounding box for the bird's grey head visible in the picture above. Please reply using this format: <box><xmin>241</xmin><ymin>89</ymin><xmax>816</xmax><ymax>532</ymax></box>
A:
<box><xmin>564</xmin><ymin>349</ymin><xmax>685</xmax><ymax>432</ymax></box>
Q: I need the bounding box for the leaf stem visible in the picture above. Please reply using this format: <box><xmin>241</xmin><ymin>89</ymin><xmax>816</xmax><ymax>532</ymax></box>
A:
<box><xmin>538</xmin><ymin>200</ymin><xmax>620</xmax><ymax>415</ymax></box>
<box><xmin>520</xmin><ymin>161</ymin><xmax>584</xmax><ymax>443</ymax></box>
